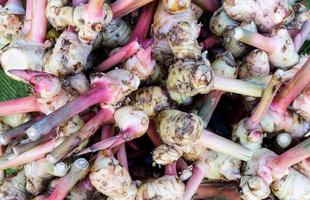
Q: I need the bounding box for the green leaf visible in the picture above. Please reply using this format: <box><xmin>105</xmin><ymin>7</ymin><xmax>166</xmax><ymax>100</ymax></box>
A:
<box><xmin>299</xmin><ymin>41</ymin><xmax>310</xmax><ymax>55</ymax></box>
<box><xmin>5</xmin><ymin>168</ymin><xmax>17</xmax><ymax>176</ymax></box>
<box><xmin>0</xmin><ymin>69</ymin><xmax>30</xmax><ymax>101</ymax></box>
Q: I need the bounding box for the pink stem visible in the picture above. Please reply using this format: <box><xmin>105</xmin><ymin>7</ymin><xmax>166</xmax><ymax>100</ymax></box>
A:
<box><xmin>165</xmin><ymin>162</ymin><xmax>177</xmax><ymax>176</ymax></box>
<box><xmin>25</xmin><ymin>82</ymin><xmax>115</xmax><ymax>141</ymax></box>
<box><xmin>86</xmin><ymin>0</ymin><xmax>105</xmax><ymax>16</ymax></box>
<box><xmin>0</xmin><ymin>0</ymin><xmax>7</xmax><ymax>6</ymax></box>
<box><xmin>128</xmin><ymin>2</ymin><xmax>157</xmax><ymax>43</ymax></box>
<box><xmin>26</xmin><ymin>0</ymin><xmax>47</xmax><ymax>44</ymax></box>
<box><xmin>236</xmin><ymin>28</ymin><xmax>276</xmax><ymax>54</ymax></box>
<box><xmin>192</xmin><ymin>0</ymin><xmax>219</xmax><ymax>12</ymax></box>
<box><xmin>45</xmin><ymin>158</ymin><xmax>89</xmax><ymax>200</ymax></box>
<box><xmin>72</xmin><ymin>0</ymin><xmax>88</xmax><ymax>6</ymax></box>
<box><xmin>184</xmin><ymin>164</ymin><xmax>205</xmax><ymax>200</ymax></box>
<box><xmin>117</xmin><ymin>144</ymin><xmax>128</xmax><ymax>170</ymax></box>
<box><xmin>268</xmin><ymin>137</ymin><xmax>310</xmax><ymax>173</ymax></box>
<box><xmin>101</xmin><ymin>125</ymin><xmax>113</xmax><ymax>140</ymax></box>
<box><xmin>200</xmin><ymin>35</ymin><xmax>221</xmax><ymax>51</ymax></box>
<box><xmin>147</xmin><ymin>120</ymin><xmax>162</xmax><ymax>147</ymax></box>
<box><xmin>176</xmin><ymin>158</ymin><xmax>189</xmax><ymax>172</ymax></box>
<box><xmin>46</xmin><ymin>108</ymin><xmax>114</xmax><ymax>164</ymax></box>
<box><xmin>111</xmin><ymin>0</ymin><xmax>154</xmax><ymax>18</ymax></box>
<box><xmin>270</xmin><ymin>58</ymin><xmax>310</xmax><ymax>114</ymax></box>
<box><xmin>95</xmin><ymin>41</ymin><xmax>140</xmax><ymax>72</ymax></box>
<box><xmin>22</xmin><ymin>0</ymin><xmax>33</xmax><ymax>34</ymax></box>
<box><xmin>294</xmin><ymin>20</ymin><xmax>310</xmax><ymax>52</ymax></box>
<box><xmin>195</xmin><ymin>183</ymin><xmax>241</xmax><ymax>200</ymax></box>
<box><xmin>77</xmin><ymin>128</ymin><xmax>138</xmax><ymax>155</ymax></box>
<box><xmin>0</xmin><ymin>96</ymin><xmax>41</xmax><ymax>116</ymax></box>
<box><xmin>0</xmin><ymin>139</ymin><xmax>56</xmax><ymax>170</ymax></box>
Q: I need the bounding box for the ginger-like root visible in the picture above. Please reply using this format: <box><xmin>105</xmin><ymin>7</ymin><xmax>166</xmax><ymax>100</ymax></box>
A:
<box><xmin>223</xmin><ymin>0</ymin><xmax>289</xmax><ymax>32</ymax></box>
<box><xmin>0</xmin><ymin>0</ymin><xmax>24</xmax><ymax>49</ymax></box>
<box><xmin>90</xmin><ymin>150</ymin><xmax>137</xmax><ymax>199</ymax></box>
<box><xmin>209</xmin><ymin>7</ymin><xmax>237</xmax><ymax>36</ymax></box>
<box><xmin>2</xmin><ymin>113</ymin><xmax>30</xmax><ymax>128</ymax></box>
<box><xmin>152</xmin><ymin>1</ymin><xmax>201</xmax><ymax>65</ymax></box>
<box><xmin>66</xmin><ymin>178</ymin><xmax>95</xmax><ymax>200</ymax></box>
<box><xmin>292</xmin><ymin>85</ymin><xmax>310</xmax><ymax>122</ymax></box>
<box><xmin>0</xmin><ymin>170</ymin><xmax>27</xmax><ymax>200</ymax></box>
<box><xmin>43</xmin><ymin>30</ymin><xmax>92</xmax><ymax>77</ymax></box>
<box><xmin>46</xmin><ymin>0</ymin><xmax>113</xmax><ymax>43</ymax></box>
<box><xmin>136</xmin><ymin>175</ymin><xmax>185</xmax><ymax>200</ymax></box>
<box><xmin>240</xmin><ymin>176</ymin><xmax>271</xmax><ymax>200</ymax></box>
<box><xmin>162</xmin><ymin>0</ymin><xmax>191</xmax><ymax>14</ymax></box>
<box><xmin>152</xmin><ymin>143</ymin><xmax>183</xmax><ymax>165</ymax></box>
<box><xmin>24</xmin><ymin>158</ymin><xmax>67</xmax><ymax>195</ymax></box>
<box><xmin>130</xmin><ymin>86</ymin><xmax>170</xmax><ymax>118</ymax></box>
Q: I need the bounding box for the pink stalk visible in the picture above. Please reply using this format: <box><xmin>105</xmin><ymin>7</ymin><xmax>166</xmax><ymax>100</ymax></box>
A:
<box><xmin>24</xmin><ymin>78</ymin><xmax>118</xmax><ymax>141</ymax></box>
<box><xmin>0</xmin><ymin>139</ymin><xmax>57</xmax><ymax>170</ymax></box>
<box><xmin>184</xmin><ymin>162</ymin><xmax>206</xmax><ymax>200</ymax></box>
<box><xmin>294</xmin><ymin>20</ymin><xmax>310</xmax><ymax>52</ymax></box>
<box><xmin>0</xmin><ymin>96</ymin><xmax>40</xmax><ymax>116</ymax></box>
<box><xmin>200</xmin><ymin>35</ymin><xmax>221</xmax><ymax>51</ymax></box>
<box><xmin>147</xmin><ymin>120</ymin><xmax>162</xmax><ymax>147</ymax></box>
<box><xmin>192</xmin><ymin>0</ymin><xmax>219</xmax><ymax>12</ymax></box>
<box><xmin>268</xmin><ymin>137</ymin><xmax>310</xmax><ymax>174</ymax></box>
<box><xmin>234</xmin><ymin>28</ymin><xmax>276</xmax><ymax>54</ymax></box>
<box><xmin>0</xmin><ymin>0</ymin><xmax>7</xmax><ymax>6</ymax></box>
<box><xmin>46</xmin><ymin>107</ymin><xmax>114</xmax><ymax>164</ymax></box>
<box><xmin>246</xmin><ymin>74</ymin><xmax>282</xmax><ymax>128</ymax></box>
<box><xmin>128</xmin><ymin>2</ymin><xmax>157</xmax><ymax>43</ymax></box>
<box><xmin>95</xmin><ymin>41</ymin><xmax>140</xmax><ymax>72</ymax></box>
<box><xmin>111</xmin><ymin>0</ymin><xmax>154</xmax><ymax>18</ymax></box>
<box><xmin>198</xmin><ymin>91</ymin><xmax>224</xmax><ymax>126</ymax></box>
<box><xmin>117</xmin><ymin>144</ymin><xmax>128</xmax><ymax>170</ymax></box>
<box><xmin>176</xmin><ymin>158</ymin><xmax>189</xmax><ymax>173</ymax></box>
<box><xmin>26</xmin><ymin>0</ymin><xmax>47</xmax><ymax>43</ymax></box>
<box><xmin>165</xmin><ymin>162</ymin><xmax>177</xmax><ymax>176</ymax></box>
<box><xmin>270</xmin><ymin>58</ymin><xmax>310</xmax><ymax>114</ymax></box>
<box><xmin>77</xmin><ymin>128</ymin><xmax>141</xmax><ymax>155</ymax></box>
<box><xmin>72</xmin><ymin>0</ymin><xmax>88</xmax><ymax>6</ymax></box>
<box><xmin>22</xmin><ymin>0</ymin><xmax>33</xmax><ymax>34</ymax></box>
<box><xmin>45</xmin><ymin>158</ymin><xmax>89</xmax><ymax>200</ymax></box>
<box><xmin>0</xmin><ymin>115</ymin><xmax>44</xmax><ymax>145</ymax></box>
<box><xmin>85</xmin><ymin>0</ymin><xmax>105</xmax><ymax>17</ymax></box>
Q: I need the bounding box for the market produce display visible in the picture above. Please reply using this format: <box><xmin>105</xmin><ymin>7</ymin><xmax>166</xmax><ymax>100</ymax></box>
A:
<box><xmin>0</xmin><ymin>0</ymin><xmax>309</xmax><ymax>199</ymax></box>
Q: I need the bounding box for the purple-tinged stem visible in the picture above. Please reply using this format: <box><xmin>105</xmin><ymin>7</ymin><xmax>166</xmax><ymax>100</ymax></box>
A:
<box><xmin>270</xmin><ymin>58</ymin><xmax>310</xmax><ymax>114</ymax></box>
<box><xmin>294</xmin><ymin>20</ymin><xmax>310</xmax><ymax>52</ymax></box>
<box><xmin>192</xmin><ymin>0</ymin><xmax>219</xmax><ymax>12</ymax></box>
<box><xmin>0</xmin><ymin>96</ymin><xmax>40</xmax><ymax>116</ymax></box>
<box><xmin>45</xmin><ymin>158</ymin><xmax>89</xmax><ymax>200</ymax></box>
<box><xmin>198</xmin><ymin>129</ymin><xmax>253</xmax><ymax>161</ymax></box>
<box><xmin>198</xmin><ymin>91</ymin><xmax>224</xmax><ymax>127</ymax></box>
<box><xmin>111</xmin><ymin>0</ymin><xmax>154</xmax><ymax>18</ymax></box>
<box><xmin>268</xmin><ymin>137</ymin><xmax>310</xmax><ymax>175</ymax></box>
<box><xmin>95</xmin><ymin>41</ymin><xmax>140</xmax><ymax>72</ymax></box>
<box><xmin>26</xmin><ymin>0</ymin><xmax>47</xmax><ymax>44</ymax></box>
<box><xmin>147</xmin><ymin>120</ymin><xmax>162</xmax><ymax>147</ymax></box>
<box><xmin>117</xmin><ymin>144</ymin><xmax>128</xmax><ymax>170</ymax></box>
<box><xmin>0</xmin><ymin>0</ymin><xmax>7</xmax><ymax>6</ymax></box>
<box><xmin>13</xmin><ymin>133</ymin><xmax>55</xmax><ymax>155</ymax></box>
<box><xmin>101</xmin><ymin>125</ymin><xmax>113</xmax><ymax>140</ymax></box>
<box><xmin>165</xmin><ymin>162</ymin><xmax>177</xmax><ymax>176</ymax></box>
<box><xmin>22</xmin><ymin>0</ymin><xmax>33</xmax><ymax>34</ymax></box>
<box><xmin>234</xmin><ymin>28</ymin><xmax>276</xmax><ymax>54</ymax></box>
<box><xmin>129</xmin><ymin>2</ymin><xmax>157</xmax><ymax>43</ymax></box>
<box><xmin>25</xmin><ymin>79</ymin><xmax>117</xmax><ymax>141</ymax></box>
<box><xmin>72</xmin><ymin>0</ymin><xmax>88</xmax><ymax>6</ymax></box>
<box><xmin>246</xmin><ymin>74</ymin><xmax>282</xmax><ymax>128</ymax></box>
<box><xmin>200</xmin><ymin>35</ymin><xmax>221</xmax><ymax>51</ymax></box>
<box><xmin>195</xmin><ymin>183</ymin><xmax>241</xmax><ymax>200</ymax></box>
<box><xmin>5</xmin><ymin>0</ymin><xmax>25</xmax><ymax>14</ymax></box>
<box><xmin>184</xmin><ymin>163</ymin><xmax>206</xmax><ymax>200</ymax></box>
<box><xmin>46</xmin><ymin>108</ymin><xmax>114</xmax><ymax>164</ymax></box>
<box><xmin>0</xmin><ymin>139</ymin><xmax>57</xmax><ymax>170</ymax></box>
